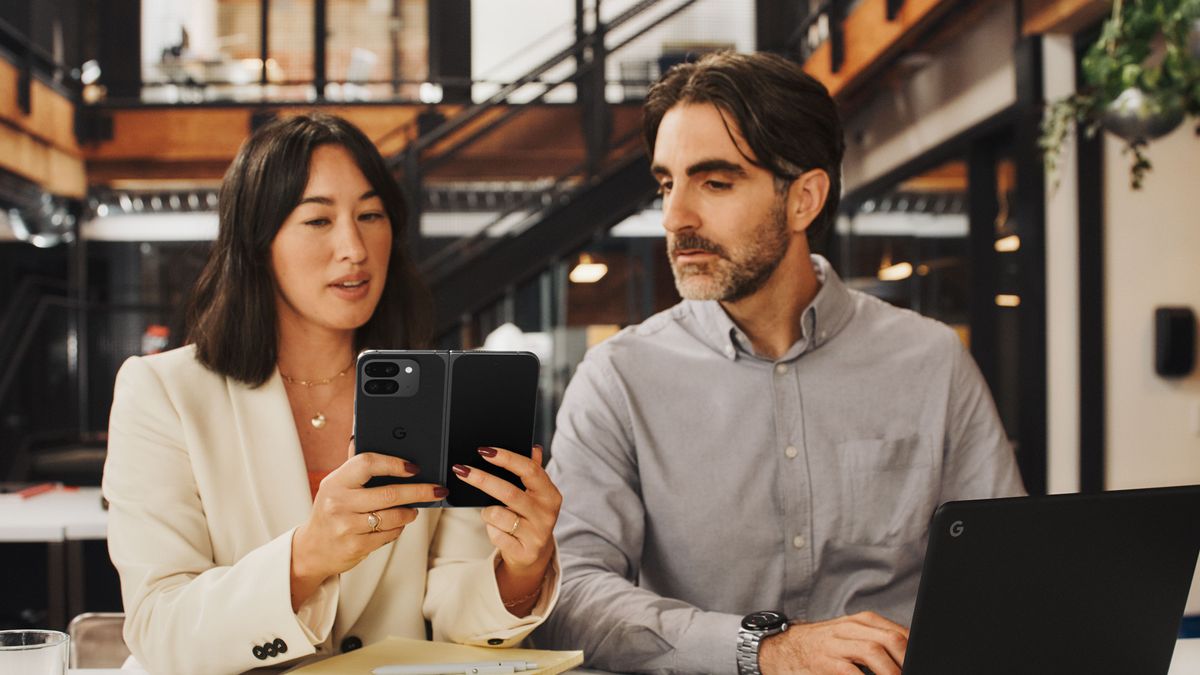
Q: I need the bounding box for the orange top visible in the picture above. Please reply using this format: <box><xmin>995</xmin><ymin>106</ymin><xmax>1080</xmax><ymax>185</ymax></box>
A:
<box><xmin>307</xmin><ymin>470</ymin><xmax>331</xmax><ymax>499</ymax></box>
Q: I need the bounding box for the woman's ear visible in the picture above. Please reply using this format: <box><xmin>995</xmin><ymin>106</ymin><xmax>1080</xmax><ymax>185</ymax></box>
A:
<box><xmin>786</xmin><ymin>168</ymin><xmax>831</xmax><ymax>234</ymax></box>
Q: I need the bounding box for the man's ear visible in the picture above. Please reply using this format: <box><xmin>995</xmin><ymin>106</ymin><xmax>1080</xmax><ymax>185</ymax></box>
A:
<box><xmin>786</xmin><ymin>168</ymin><xmax>831</xmax><ymax>234</ymax></box>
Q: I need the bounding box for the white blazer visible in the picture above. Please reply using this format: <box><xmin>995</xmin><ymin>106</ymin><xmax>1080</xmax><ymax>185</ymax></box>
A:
<box><xmin>102</xmin><ymin>345</ymin><xmax>559</xmax><ymax>675</ymax></box>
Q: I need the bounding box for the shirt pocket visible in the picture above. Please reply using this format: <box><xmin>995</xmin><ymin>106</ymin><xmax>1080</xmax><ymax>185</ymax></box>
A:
<box><xmin>837</xmin><ymin>434</ymin><xmax>938</xmax><ymax>547</ymax></box>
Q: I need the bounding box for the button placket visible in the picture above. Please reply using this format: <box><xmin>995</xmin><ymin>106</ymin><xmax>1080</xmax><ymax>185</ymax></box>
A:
<box><xmin>779</xmin><ymin>358</ymin><xmax>815</xmax><ymax>618</ymax></box>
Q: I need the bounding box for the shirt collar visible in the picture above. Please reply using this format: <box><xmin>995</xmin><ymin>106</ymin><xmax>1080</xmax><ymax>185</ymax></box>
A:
<box><xmin>687</xmin><ymin>254</ymin><xmax>856</xmax><ymax>362</ymax></box>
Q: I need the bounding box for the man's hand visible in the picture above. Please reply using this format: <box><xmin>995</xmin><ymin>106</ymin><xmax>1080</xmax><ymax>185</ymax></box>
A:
<box><xmin>758</xmin><ymin>612</ymin><xmax>908</xmax><ymax>675</ymax></box>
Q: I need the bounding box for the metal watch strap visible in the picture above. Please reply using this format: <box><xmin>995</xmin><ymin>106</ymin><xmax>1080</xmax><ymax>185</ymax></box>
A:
<box><xmin>736</xmin><ymin>629</ymin><xmax>766</xmax><ymax>675</ymax></box>
<box><xmin>737</xmin><ymin>611</ymin><xmax>788</xmax><ymax>675</ymax></box>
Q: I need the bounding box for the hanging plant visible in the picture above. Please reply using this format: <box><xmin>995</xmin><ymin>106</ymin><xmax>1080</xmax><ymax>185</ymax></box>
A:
<box><xmin>1041</xmin><ymin>0</ymin><xmax>1200</xmax><ymax>189</ymax></box>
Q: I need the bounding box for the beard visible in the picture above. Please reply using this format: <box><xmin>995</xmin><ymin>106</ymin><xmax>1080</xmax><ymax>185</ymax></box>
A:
<box><xmin>667</xmin><ymin>198</ymin><xmax>791</xmax><ymax>302</ymax></box>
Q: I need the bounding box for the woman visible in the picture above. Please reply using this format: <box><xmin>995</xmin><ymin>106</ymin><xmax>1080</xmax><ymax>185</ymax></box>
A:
<box><xmin>102</xmin><ymin>113</ymin><xmax>563</xmax><ymax>674</ymax></box>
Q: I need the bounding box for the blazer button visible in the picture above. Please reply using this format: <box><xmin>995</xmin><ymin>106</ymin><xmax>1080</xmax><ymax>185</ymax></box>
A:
<box><xmin>274</xmin><ymin>638</ymin><xmax>288</xmax><ymax>654</ymax></box>
<box><xmin>341</xmin><ymin>635</ymin><xmax>363</xmax><ymax>652</ymax></box>
<box><xmin>264</xmin><ymin>641</ymin><xmax>278</xmax><ymax>657</ymax></box>
<box><xmin>487</xmin><ymin>638</ymin><xmax>503</xmax><ymax>646</ymax></box>
<box><xmin>252</xmin><ymin>645</ymin><xmax>267</xmax><ymax>660</ymax></box>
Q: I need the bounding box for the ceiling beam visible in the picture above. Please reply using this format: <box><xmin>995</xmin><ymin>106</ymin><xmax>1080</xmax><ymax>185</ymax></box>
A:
<box><xmin>803</xmin><ymin>0</ymin><xmax>964</xmax><ymax>100</ymax></box>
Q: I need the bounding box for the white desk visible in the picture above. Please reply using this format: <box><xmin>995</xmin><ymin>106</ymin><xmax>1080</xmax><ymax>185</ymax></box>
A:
<box><xmin>0</xmin><ymin>486</ymin><xmax>108</xmax><ymax>628</ymax></box>
<box><xmin>1173</xmin><ymin>639</ymin><xmax>1200</xmax><ymax>674</ymax></box>
<box><xmin>0</xmin><ymin>486</ymin><xmax>108</xmax><ymax>541</ymax></box>
<box><xmin>61</xmin><ymin>639</ymin><xmax>1200</xmax><ymax>674</ymax></box>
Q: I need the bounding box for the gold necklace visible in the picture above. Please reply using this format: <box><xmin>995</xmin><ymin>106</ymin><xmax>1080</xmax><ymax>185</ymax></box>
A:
<box><xmin>279</xmin><ymin>359</ymin><xmax>354</xmax><ymax>429</ymax></box>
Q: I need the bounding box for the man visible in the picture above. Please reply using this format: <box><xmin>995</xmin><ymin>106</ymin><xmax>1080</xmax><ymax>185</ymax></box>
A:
<box><xmin>534</xmin><ymin>51</ymin><xmax>1025</xmax><ymax>675</ymax></box>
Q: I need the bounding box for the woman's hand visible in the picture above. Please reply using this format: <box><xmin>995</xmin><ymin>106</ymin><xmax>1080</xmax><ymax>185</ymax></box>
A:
<box><xmin>451</xmin><ymin>444</ymin><xmax>562</xmax><ymax>615</ymax></box>
<box><xmin>290</xmin><ymin>438</ymin><xmax>447</xmax><ymax>610</ymax></box>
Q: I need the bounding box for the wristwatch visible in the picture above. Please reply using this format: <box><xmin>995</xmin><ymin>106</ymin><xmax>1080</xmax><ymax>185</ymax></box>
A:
<box><xmin>736</xmin><ymin>610</ymin><xmax>789</xmax><ymax>675</ymax></box>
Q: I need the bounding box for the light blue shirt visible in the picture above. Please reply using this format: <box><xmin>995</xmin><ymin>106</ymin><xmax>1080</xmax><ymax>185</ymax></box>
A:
<box><xmin>536</xmin><ymin>255</ymin><xmax>1026</xmax><ymax>674</ymax></box>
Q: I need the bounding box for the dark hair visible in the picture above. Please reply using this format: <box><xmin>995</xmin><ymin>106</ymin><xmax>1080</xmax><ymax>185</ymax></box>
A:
<box><xmin>642</xmin><ymin>51</ymin><xmax>845</xmax><ymax>242</ymax></box>
<box><xmin>186</xmin><ymin>112</ymin><xmax>432</xmax><ymax>386</ymax></box>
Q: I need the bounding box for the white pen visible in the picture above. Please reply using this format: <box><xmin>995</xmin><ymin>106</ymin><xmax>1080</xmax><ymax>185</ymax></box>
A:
<box><xmin>371</xmin><ymin>661</ymin><xmax>539</xmax><ymax>675</ymax></box>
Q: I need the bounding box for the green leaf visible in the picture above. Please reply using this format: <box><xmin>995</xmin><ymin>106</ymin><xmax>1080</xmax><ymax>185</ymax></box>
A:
<box><xmin>1121</xmin><ymin>63</ymin><xmax>1144</xmax><ymax>88</ymax></box>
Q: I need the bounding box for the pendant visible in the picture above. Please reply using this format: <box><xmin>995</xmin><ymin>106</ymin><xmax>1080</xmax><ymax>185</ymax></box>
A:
<box><xmin>311</xmin><ymin>412</ymin><xmax>327</xmax><ymax>429</ymax></box>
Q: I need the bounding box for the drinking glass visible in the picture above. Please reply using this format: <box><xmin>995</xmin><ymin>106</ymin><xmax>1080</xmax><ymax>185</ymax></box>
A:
<box><xmin>0</xmin><ymin>629</ymin><xmax>69</xmax><ymax>674</ymax></box>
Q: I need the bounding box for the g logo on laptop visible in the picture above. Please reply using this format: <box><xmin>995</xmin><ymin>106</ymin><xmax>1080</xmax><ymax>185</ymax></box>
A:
<box><xmin>949</xmin><ymin>520</ymin><xmax>965</xmax><ymax>537</ymax></box>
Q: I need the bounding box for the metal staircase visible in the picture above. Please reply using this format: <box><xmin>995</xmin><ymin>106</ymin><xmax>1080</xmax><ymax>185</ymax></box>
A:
<box><xmin>384</xmin><ymin>0</ymin><xmax>699</xmax><ymax>336</ymax></box>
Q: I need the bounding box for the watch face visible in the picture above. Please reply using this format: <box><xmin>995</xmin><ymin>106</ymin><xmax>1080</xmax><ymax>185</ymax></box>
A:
<box><xmin>742</xmin><ymin>610</ymin><xmax>787</xmax><ymax>631</ymax></box>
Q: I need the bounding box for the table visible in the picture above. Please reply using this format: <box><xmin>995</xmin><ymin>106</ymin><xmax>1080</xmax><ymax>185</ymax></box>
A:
<box><xmin>1173</xmin><ymin>640</ymin><xmax>1200</xmax><ymax>674</ymax></box>
<box><xmin>62</xmin><ymin>639</ymin><xmax>1200</xmax><ymax>673</ymax></box>
<box><xmin>0</xmin><ymin>486</ymin><xmax>108</xmax><ymax>628</ymax></box>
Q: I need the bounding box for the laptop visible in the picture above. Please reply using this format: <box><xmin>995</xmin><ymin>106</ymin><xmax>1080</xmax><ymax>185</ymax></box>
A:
<box><xmin>901</xmin><ymin>485</ymin><xmax>1200</xmax><ymax>675</ymax></box>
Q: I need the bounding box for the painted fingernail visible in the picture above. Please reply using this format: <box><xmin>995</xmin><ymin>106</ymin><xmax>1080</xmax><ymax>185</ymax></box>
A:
<box><xmin>477</xmin><ymin>447</ymin><xmax>498</xmax><ymax>458</ymax></box>
<box><xmin>433</xmin><ymin>486</ymin><xmax>449</xmax><ymax>498</ymax></box>
<box><xmin>452</xmin><ymin>464</ymin><xmax>470</xmax><ymax>478</ymax></box>
<box><xmin>404</xmin><ymin>461</ymin><xmax>420</xmax><ymax>474</ymax></box>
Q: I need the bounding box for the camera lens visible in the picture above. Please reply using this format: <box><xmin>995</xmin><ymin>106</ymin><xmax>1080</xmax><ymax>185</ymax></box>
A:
<box><xmin>364</xmin><ymin>361</ymin><xmax>400</xmax><ymax>377</ymax></box>
<box><xmin>364</xmin><ymin>379</ymin><xmax>399</xmax><ymax>395</ymax></box>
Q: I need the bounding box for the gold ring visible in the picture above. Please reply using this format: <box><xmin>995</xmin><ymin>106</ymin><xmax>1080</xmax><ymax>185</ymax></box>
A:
<box><xmin>367</xmin><ymin>511</ymin><xmax>381</xmax><ymax>533</ymax></box>
<box><xmin>507</xmin><ymin>517</ymin><xmax>520</xmax><ymax>536</ymax></box>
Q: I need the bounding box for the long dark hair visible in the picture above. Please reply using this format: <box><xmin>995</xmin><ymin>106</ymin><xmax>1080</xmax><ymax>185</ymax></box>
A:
<box><xmin>642</xmin><ymin>51</ymin><xmax>845</xmax><ymax>242</ymax></box>
<box><xmin>186</xmin><ymin>112</ymin><xmax>432</xmax><ymax>386</ymax></box>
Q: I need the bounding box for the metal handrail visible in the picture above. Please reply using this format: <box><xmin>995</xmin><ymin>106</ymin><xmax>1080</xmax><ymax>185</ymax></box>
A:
<box><xmin>0</xmin><ymin>276</ymin><xmax>67</xmax><ymax>360</ymax></box>
<box><xmin>417</xmin><ymin>0</ymin><xmax>697</xmax><ymax>177</ymax></box>
<box><xmin>0</xmin><ymin>296</ymin><xmax>173</xmax><ymax>415</ymax></box>
<box><xmin>0</xmin><ymin>15</ymin><xmax>82</xmax><ymax>99</ymax></box>
<box><xmin>420</xmin><ymin>126</ymin><xmax>644</xmax><ymax>281</ymax></box>
<box><xmin>398</xmin><ymin>0</ymin><xmax>698</xmax><ymax>288</ymax></box>
<box><xmin>0</xmin><ymin>17</ymin><xmax>74</xmax><ymax>78</ymax></box>
<box><xmin>395</xmin><ymin>0</ymin><xmax>669</xmax><ymax>161</ymax></box>
<box><xmin>0</xmin><ymin>294</ymin><xmax>59</xmax><ymax>412</ymax></box>
<box><xmin>130</xmin><ymin>75</ymin><xmax>660</xmax><ymax>90</ymax></box>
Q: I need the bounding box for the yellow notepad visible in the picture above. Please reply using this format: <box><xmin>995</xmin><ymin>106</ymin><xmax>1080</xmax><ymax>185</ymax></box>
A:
<box><xmin>284</xmin><ymin>637</ymin><xmax>584</xmax><ymax>675</ymax></box>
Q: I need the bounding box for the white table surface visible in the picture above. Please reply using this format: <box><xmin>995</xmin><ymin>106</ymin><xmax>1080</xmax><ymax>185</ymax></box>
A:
<box><xmin>0</xmin><ymin>486</ymin><xmax>107</xmax><ymax>542</ymax></box>
<box><xmin>64</xmin><ymin>638</ymin><xmax>1200</xmax><ymax>674</ymax></box>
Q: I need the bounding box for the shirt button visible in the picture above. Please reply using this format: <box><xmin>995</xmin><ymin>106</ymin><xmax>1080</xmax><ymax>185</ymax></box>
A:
<box><xmin>792</xmin><ymin>535</ymin><xmax>806</xmax><ymax>549</ymax></box>
<box><xmin>775</xmin><ymin>364</ymin><xmax>788</xmax><ymax>375</ymax></box>
<box><xmin>784</xmin><ymin>446</ymin><xmax>798</xmax><ymax>459</ymax></box>
<box><xmin>725</xmin><ymin>345</ymin><xmax>736</xmax><ymax>357</ymax></box>
<box><xmin>341</xmin><ymin>635</ymin><xmax>363</xmax><ymax>653</ymax></box>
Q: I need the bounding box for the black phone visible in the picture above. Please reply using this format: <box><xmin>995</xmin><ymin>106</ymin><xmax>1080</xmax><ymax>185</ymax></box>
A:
<box><xmin>353</xmin><ymin>349</ymin><xmax>540</xmax><ymax>507</ymax></box>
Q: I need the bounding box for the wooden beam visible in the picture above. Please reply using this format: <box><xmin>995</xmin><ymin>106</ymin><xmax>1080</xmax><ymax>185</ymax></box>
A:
<box><xmin>898</xmin><ymin>159</ymin><xmax>968</xmax><ymax>192</ymax></box>
<box><xmin>803</xmin><ymin>0</ymin><xmax>959</xmax><ymax>99</ymax></box>
<box><xmin>0</xmin><ymin>58</ymin><xmax>80</xmax><ymax>155</ymax></box>
<box><xmin>0</xmin><ymin>56</ymin><xmax>84</xmax><ymax>198</ymax></box>
<box><xmin>83</xmin><ymin>103</ymin><xmax>644</xmax><ymax>185</ymax></box>
<box><xmin>1021</xmin><ymin>0</ymin><xmax>1110</xmax><ymax>35</ymax></box>
<box><xmin>83</xmin><ymin>108</ymin><xmax>254</xmax><ymax>162</ymax></box>
<box><xmin>0</xmin><ymin>123</ymin><xmax>86</xmax><ymax>197</ymax></box>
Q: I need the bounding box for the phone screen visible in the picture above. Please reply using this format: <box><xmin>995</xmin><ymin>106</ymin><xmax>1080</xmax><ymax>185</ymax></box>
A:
<box><xmin>444</xmin><ymin>351</ymin><xmax>539</xmax><ymax>507</ymax></box>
